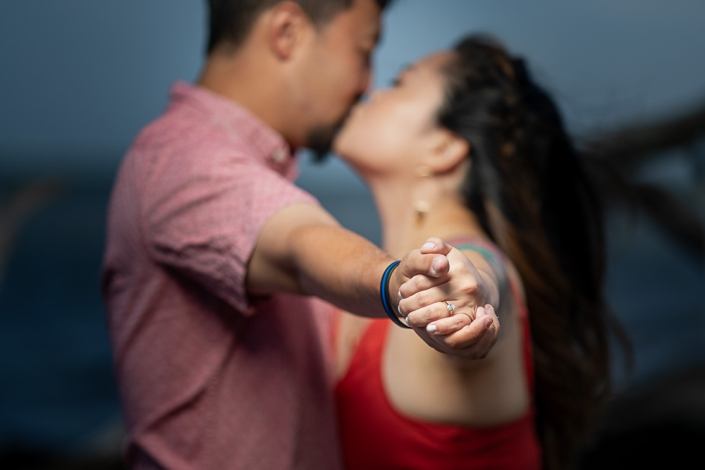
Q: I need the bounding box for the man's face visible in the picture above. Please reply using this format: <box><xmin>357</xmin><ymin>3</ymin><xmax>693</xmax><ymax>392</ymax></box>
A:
<box><xmin>296</xmin><ymin>0</ymin><xmax>382</xmax><ymax>158</ymax></box>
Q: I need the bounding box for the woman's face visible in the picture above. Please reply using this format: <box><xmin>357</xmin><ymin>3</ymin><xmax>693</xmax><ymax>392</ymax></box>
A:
<box><xmin>334</xmin><ymin>51</ymin><xmax>454</xmax><ymax>176</ymax></box>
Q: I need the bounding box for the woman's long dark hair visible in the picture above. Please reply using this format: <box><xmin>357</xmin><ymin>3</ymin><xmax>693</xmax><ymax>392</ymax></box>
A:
<box><xmin>438</xmin><ymin>35</ymin><xmax>624</xmax><ymax>469</ymax></box>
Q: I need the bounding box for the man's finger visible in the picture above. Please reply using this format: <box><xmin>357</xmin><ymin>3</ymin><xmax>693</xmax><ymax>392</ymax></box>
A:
<box><xmin>419</xmin><ymin>237</ymin><xmax>452</xmax><ymax>256</ymax></box>
<box><xmin>398</xmin><ymin>250</ymin><xmax>449</xmax><ymax>280</ymax></box>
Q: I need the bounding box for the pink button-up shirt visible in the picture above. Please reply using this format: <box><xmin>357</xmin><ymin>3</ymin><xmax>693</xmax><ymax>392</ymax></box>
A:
<box><xmin>102</xmin><ymin>82</ymin><xmax>342</xmax><ymax>470</ymax></box>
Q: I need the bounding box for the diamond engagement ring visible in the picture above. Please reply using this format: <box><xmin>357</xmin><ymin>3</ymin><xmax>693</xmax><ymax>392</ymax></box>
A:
<box><xmin>444</xmin><ymin>301</ymin><xmax>456</xmax><ymax>315</ymax></box>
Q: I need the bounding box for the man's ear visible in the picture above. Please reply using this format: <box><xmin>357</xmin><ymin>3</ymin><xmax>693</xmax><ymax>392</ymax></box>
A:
<box><xmin>265</xmin><ymin>1</ymin><xmax>312</xmax><ymax>61</ymax></box>
<box><xmin>423</xmin><ymin>130</ymin><xmax>470</xmax><ymax>175</ymax></box>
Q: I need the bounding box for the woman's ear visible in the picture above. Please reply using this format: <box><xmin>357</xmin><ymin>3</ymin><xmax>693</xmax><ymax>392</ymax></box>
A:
<box><xmin>423</xmin><ymin>130</ymin><xmax>470</xmax><ymax>175</ymax></box>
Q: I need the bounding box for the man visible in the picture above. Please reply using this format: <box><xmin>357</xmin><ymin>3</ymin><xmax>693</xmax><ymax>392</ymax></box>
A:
<box><xmin>102</xmin><ymin>1</ymin><xmax>497</xmax><ymax>468</ymax></box>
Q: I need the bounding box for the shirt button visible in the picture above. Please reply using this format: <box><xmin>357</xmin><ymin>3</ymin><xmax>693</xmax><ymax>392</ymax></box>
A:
<box><xmin>271</xmin><ymin>148</ymin><xmax>288</xmax><ymax>164</ymax></box>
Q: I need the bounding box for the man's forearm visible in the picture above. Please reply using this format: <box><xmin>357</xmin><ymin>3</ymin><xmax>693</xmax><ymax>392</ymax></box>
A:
<box><xmin>288</xmin><ymin>223</ymin><xmax>391</xmax><ymax>317</ymax></box>
<box><xmin>247</xmin><ymin>203</ymin><xmax>445</xmax><ymax>320</ymax></box>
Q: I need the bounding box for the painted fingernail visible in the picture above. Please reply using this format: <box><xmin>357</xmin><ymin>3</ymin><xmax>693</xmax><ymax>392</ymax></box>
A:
<box><xmin>426</xmin><ymin>323</ymin><xmax>437</xmax><ymax>334</ymax></box>
<box><xmin>422</xmin><ymin>241</ymin><xmax>436</xmax><ymax>250</ymax></box>
<box><xmin>398</xmin><ymin>290</ymin><xmax>403</xmax><ymax>300</ymax></box>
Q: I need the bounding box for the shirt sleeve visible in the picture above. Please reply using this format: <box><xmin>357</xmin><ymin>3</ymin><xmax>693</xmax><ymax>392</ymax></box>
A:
<box><xmin>142</xmin><ymin>150</ymin><xmax>317</xmax><ymax>315</ymax></box>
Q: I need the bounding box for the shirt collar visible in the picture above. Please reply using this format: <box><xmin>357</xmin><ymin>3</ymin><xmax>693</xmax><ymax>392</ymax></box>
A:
<box><xmin>169</xmin><ymin>81</ymin><xmax>296</xmax><ymax>177</ymax></box>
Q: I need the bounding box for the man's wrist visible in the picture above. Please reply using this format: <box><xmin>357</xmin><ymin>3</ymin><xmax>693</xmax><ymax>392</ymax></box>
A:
<box><xmin>387</xmin><ymin>266</ymin><xmax>402</xmax><ymax>311</ymax></box>
<box><xmin>380</xmin><ymin>260</ymin><xmax>409</xmax><ymax>328</ymax></box>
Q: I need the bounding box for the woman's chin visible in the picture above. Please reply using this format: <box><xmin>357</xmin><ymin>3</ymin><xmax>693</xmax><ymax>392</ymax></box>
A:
<box><xmin>332</xmin><ymin>129</ymin><xmax>352</xmax><ymax>159</ymax></box>
<box><xmin>333</xmin><ymin>106</ymin><xmax>364</xmax><ymax>154</ymax></box>
<box><xmin>332</xmin><ymin>139</ymin><xmax>361</xmax><ymax>170</ymax></box>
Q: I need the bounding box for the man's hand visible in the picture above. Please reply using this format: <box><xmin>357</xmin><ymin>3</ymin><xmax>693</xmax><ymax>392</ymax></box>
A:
<box><xmin>392</xmin><ymin>237</ymin><xmax>501</xmax><ymax>359</ymax></box>
<box><xmin>386</xmin><ymin>238</ymin><xmax>452</xmax><ymax>303</ymax></box>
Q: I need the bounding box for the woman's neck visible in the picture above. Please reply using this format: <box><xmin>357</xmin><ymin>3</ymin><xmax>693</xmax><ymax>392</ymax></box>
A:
<box><xmin>368</xmin><ymin>176</ymin><xmax>484</xmax><ymax>258</ymax></box>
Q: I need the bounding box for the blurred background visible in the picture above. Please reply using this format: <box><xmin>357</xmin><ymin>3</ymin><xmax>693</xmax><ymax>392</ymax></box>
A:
<box><xmin>1</xmin><ymin>0</ymin><xmax>704</xmax><ymax>468</ymax></box>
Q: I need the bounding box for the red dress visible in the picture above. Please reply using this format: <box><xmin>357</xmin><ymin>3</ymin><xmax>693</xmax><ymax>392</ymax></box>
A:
<box><xmin>335</xmin><ymin>241</ymin><xmax>541</xmax><ymax>470</ymax></box>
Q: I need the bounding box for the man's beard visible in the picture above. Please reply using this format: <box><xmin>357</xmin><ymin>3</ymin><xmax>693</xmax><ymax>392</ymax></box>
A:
<box><xmin>306</xmin><ymin>101</ymin><xmax>358</xmax><ymax>163</ymax></box>
<box><xmin>306</xmin><ymin>125</ymin><xmax>337</xmax><ymax>163</ymax></box>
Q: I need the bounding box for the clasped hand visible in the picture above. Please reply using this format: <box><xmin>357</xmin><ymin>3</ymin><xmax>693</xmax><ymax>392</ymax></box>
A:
<box><xmin>390</xmin><ymin>237</ymin><xmax>500</xmax><ymax>359</ymax></box>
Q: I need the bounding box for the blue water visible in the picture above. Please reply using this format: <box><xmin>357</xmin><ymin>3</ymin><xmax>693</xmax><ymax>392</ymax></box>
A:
<box><xmin>0</xmin><ymin>177</ymin><xmax>119</xmax><ymax>452</ymax></box>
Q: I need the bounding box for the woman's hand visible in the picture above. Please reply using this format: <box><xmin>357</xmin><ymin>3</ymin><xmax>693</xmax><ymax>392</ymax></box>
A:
<box><xmin>415</xmin><ymin>303</ymin><xmax>500</xmax><ymax>359</ymax></box>
<box><xmin>396</xmin><ymin>238</ymin><xmax>501</xmax><ymax>359</ymax></box>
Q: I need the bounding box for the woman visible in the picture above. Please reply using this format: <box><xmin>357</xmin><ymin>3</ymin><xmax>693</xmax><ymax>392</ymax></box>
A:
<box><xmin>333</xmin><ymin>35</ymin><xmax>622</xmax><ymax>470</ymax></box>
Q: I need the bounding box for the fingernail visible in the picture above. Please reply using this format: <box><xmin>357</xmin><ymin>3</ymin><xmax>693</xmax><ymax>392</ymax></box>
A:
<box><xmin>422</xmin><ymin>241</ymin><xmax>436</xmax><ymax>250</ymax></box>
<box><xmin>431</xmin><ymin>256</ymin><xmax>445</xmax><ymax>273</ymax></box>
<box><xmin>398</xmin><ymin>290</ymin><xmax>403</xmax><ymax>300</ymax></box>
<box><xmin>426</xmin><ymin>323</ymin><xmax>437</xmax><ymax>334</ymax></box>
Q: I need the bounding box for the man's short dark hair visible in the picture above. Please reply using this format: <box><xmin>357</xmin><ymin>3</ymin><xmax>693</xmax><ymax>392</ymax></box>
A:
<box><xmin>206</xmin><ymin>0</ymin><xmax>394</xmax><ymax>54</ymax></box>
